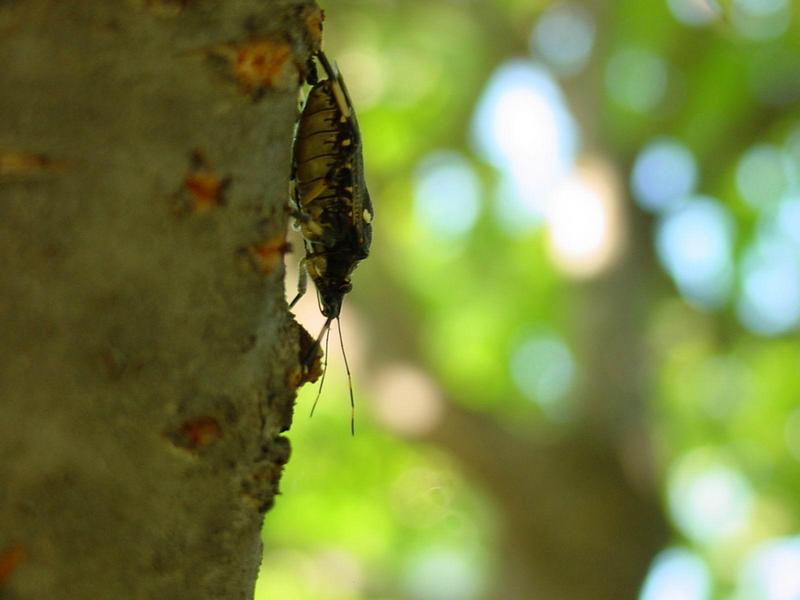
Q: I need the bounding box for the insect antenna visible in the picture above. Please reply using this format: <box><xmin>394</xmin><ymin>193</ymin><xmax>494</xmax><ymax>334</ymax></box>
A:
<box><xmin>336</xmin><ymin>317</ymin><xmax>355</xmax><ymax>436</ymax></box>
<box><xmin>309</xmin><ymin>317</ymin><xmax>332</xmax><ymax>418</ymax></box>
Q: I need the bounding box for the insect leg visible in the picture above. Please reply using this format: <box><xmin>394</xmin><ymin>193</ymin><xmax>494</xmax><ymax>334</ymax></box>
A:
<box><xmin>309</xmin><ymin>321</ymin><xmax>332</xmax><ymax>418</ymax></box>
<box><xmin>288</xmin><ymin>174</ymin><xmax>308</xmax><ymax>227</ymax></box>
<box><xmin>287</xmin><ymin>178</ymin><xmax>311</xmax><ymax>308</ymax></box>
<box><xmin>289</xmin><ymin>202</ymin><xmax>307</xmax><ymax>233</ymax></box>
<box><xmin>288</xmin><ymin>256</ymin><xmax>307</xmax><ymax>309</ymax></box>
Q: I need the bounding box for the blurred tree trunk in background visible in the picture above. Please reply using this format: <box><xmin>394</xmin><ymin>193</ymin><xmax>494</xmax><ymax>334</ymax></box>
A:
<box><xmin>419</xmin><ymin>190</ymin><xmax>669</xmax><ymax>599</ymax></box>
<box><xmin>426</xmin><ymin>214</ymin><xmax>669</xmax><ymax>599</ymax></box>
<box><xmin>0</xmin><ymin>1</ymin><xmax>315</xmax><ymax>597</ymax></box>
<box><xmin>362</xmin><ymin>141</ymin><xmax>668</xmax><ymax>596</ymax></box>
<box><xmin>369</xmin><ymin>201</ymin><xmax>669</xmax><ymax>597</ymax></box>
<box><xmin>429</xmin><ymin>406</ymin><xmax>667</xmax><ymax>600</ymax></box>
<box><xmin>417</xmin><ymin>1</ymin><xmax>670</xmax><ymax>594</ymax></box>
<box><xmin>373</xmin><ymin>164</ymin><xmax>669</xmax><ymax>598</ymax></box>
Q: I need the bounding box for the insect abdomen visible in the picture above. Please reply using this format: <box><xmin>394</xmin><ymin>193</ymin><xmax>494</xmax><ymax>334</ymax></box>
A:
<box><xmin>294</xmin><ymin>82</ymin><xmax>343</xmax><ymax>203</ymax></box>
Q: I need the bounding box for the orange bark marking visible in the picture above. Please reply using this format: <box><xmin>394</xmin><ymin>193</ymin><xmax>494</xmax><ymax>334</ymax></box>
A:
<box><xmin>0</xmin><ymin>544</ymin><xmax>25</xmax><ymax>585</ymax></box>
<box><xmin>184</xmin><ymin>172</ymin><xmax>226</xmax><ymax>212</ymax></box>
<box><xmin>0</xmin><ymin>151</ymin><xmax>72</xmax><ymax>177</ymax></box>
<box><xmin>169</xmin><ymin>416</ymin><xmax>222</xmax><ymax>451</ymax></box>
<box><xmin>233</xmin><ymin>39</ymin><xmax>295</xmax><ymax>93</ymax></box>
<box><xmin>248</xmin><ymin>234</ymin><xmax>291</xmax><ymax>275</ymax></box>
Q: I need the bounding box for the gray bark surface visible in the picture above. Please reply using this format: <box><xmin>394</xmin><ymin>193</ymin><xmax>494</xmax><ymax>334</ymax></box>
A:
<box><xmin>0</xmin><ymin>1</ymin><xmax>316</xmax><ymax>598</ymax></box>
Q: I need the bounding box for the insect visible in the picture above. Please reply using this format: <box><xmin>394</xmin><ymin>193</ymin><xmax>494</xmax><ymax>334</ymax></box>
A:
<box><xmin>289</xmin><ymin>50</ymin><xmax>373</xmax><ymax>434</ymax></box>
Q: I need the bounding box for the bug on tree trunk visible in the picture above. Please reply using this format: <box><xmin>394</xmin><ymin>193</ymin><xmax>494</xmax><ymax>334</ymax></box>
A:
<box><xmin>289</xmin><ymin>50</ymin><xmax>373</xmax><ymax>434</ymax></box>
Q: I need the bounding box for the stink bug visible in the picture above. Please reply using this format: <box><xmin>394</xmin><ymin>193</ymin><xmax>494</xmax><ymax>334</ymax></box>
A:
<box><xmin>289</xmin><ymin>50</ymin><xmax>373</xmax><ymax>433</ymax></box>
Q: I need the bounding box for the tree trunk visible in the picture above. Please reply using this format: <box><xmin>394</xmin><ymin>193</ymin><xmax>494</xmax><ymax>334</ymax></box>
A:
<box><xmin>0</xmin><ymin>1</ymin><xmax>317</xmax><ymax>597</ymax></box>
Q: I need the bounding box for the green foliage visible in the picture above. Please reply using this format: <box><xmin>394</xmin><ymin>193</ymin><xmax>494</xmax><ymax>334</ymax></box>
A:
<box><xmin>262</xmin><ymin>1</ymin><xmax>800</xmax><ymax>598</ymax></box>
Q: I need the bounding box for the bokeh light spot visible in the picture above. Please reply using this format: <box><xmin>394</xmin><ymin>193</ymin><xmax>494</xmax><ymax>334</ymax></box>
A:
<box><xmin>606</xmin><ymin>46</ymin><xmax>669</xmax><ymax>112</ymax></box>
<box><xmin>737</xmin><ymin>537</ymin><xmax>800</xmax><ymax>600</ymax></box>
<box><xmin>472</xmin><ymin>61</ymin><xmax>577</xmax><ymax>200</ymax></box>
<box><xmin>531</xmin><ymin>2</ymin><xmax>595</xmax><ymax>76</ymax></box>
<box><xmin>667</xmin><ymin>450</ymin><xmax>754</xmax><ymax>545</ymax></box>
<box><xmin>631</xmin><ymin>138</ymin><xmax>697</xmax><ymax>213</ymax></box>
<box><xmin>545</xmin><ymin>162</ymin><xmax>624</xmax><ymax>278</ymax></box>
<box><xmin>372</xmin><ymin>364</ymin><xmax>444</xmax><ymax>436</ymax></box>
<box><xmin>547</xmin><ymin>180</ymin><xmax>608</xmax><ymax>272</ymax></box>
<box><xmin>413</xmin><ymin>151</ymin><xmax>481</xmax><ymax>237</ymax></box>
<box><xmin>737</xmin><ymin>239</ymin><xmax>800</xmax><ymax>335</ymax></box>
<box><xmin>510</xmin><ymin>332</ymin><xmax>576</xmax><ymax>419</ymax></box>
<box><xmin>337</xmin><ymin>49</ymin><xmax>387</xmax><ymax>110</ymax></box>
<box><xmin>639</xmin><ymin>548</ymin><xmax>712</xmax><ymax>600</ymax></box>
<box><xmin>783</xmin><ymin>124</ymin><xmax>800</xmax><ymax>169</ymax></box>
<box><xmin>731</xmin><ymin>0</ymin><xmax>790</xmax><ymax>41</ymax></box>
<box><xmin>655</xmin><ymin>197</ymin><xmax>735</xmax><ymax>309</ymax></box>
<box><xmin>667</xmin><ymin>0</ymin><xmax>722</xmax><ymax>26</ymax></box>
<box><xmin>775</xmin><ymin>197</ymin><xmax>800</xmax><ymax>247</ymax></box>
<box><xmin>404</xmin><ymin>549</ymin><xmax>484</xmax><ymax>600</ymax></box>
<box><xmin>736</xmin><ymin>144</ymin><xmax>791</xmax><ymax>210</ymax></box>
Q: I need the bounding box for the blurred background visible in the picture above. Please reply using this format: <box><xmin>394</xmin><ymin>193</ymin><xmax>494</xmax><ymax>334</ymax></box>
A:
<box><xmin>260</xmin><ymin>1</ymin><xmax>800</xmax><ymax>598</ymax></box>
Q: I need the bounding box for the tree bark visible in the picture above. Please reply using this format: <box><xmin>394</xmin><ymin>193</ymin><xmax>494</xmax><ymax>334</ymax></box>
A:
<box><xmin>0</xmin><ymin>1</ymin><xmax>317</xmax><ymax>597</ymax></box>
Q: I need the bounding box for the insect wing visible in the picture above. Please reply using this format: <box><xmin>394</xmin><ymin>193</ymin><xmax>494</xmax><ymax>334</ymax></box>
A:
<box><xmin>317</xmin><ymin>52</ymin><xmax>373</xmax><ymax>257</ymax></box>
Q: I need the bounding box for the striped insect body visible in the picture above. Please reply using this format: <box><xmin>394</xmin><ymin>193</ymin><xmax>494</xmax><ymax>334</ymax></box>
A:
<box><xmin>289</xmin><ymin>50</ymin><xmax>373</xmax><ymax>433</ymax></box>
